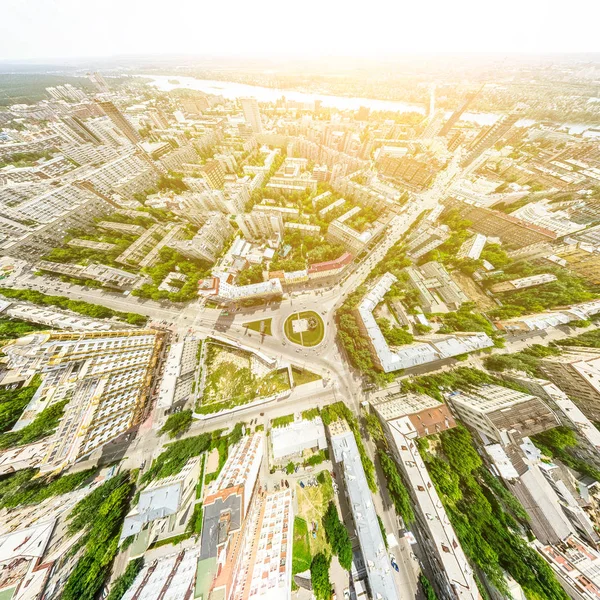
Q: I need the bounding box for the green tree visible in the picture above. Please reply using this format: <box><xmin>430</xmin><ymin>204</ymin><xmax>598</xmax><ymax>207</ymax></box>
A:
<box><xmin>310</xmin><ymin>553</ymin><xmax>332</xmax><ymax>600</ymax></box>
<box><xmin>160</xmin><ymin>410</ymin><xmax>193</xmax><ymax>439</ymax></box>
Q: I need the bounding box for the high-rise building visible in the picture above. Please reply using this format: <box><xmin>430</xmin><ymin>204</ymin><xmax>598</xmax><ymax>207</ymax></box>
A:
<box><xmin>199</xmin><ymin>159</ymin><xmax>226</xmax><ymax>189</ymax></box>
<box><xmin>240</xmin><ymin>97</ymin><xmax>263</xmax><ymax>134</ymax></box>
<box><xmin>96</xmin><ymin>100</ymin><xmax>142</xmax><ymax>144</ymax></box>
<box><xmin>439</xmin><ymin>88</ymin><xmax>482</xmax><ymax>137</ymax></box>
<box><xmin>236</xmin><ymin>209</ymin><xmax>284</xmax><ymax>242</ymax></box>
<box><xmin>170</xmin><ymin>212</ymin><xmax>233</xmax><ymax>262</ymax></box>
<box><xmin>87</xmin><ymin>71</ymin><xmax>110</xmax><ymax>93</ymax></box>
<box><xmin>461</xmin><ymin>107</ymin><xmax>523</xmax><ymax>168</ymax></box>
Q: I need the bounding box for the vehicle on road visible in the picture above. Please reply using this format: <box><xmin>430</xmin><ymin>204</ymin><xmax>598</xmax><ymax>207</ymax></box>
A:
<box><xmin>391</xmin><ymin>557</ymin><xmax>399</xmax><ymax>572</ymax></box>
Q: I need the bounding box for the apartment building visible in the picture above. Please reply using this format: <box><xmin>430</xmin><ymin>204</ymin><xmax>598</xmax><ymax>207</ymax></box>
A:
<box><xmin>199</xmin><ymin>159</ymin><xmax>226</xmax><ymax>189</ymax></box>
<box><xmin>406</xmin><ymin>223</ymin><xmax>451</xmax><ymax>259</ymax></box>
<box><xmin>355</xmin><ymin>273</ymin><xmax>493</xmax><ymax>372</ymax></box>
<box><xmin>0</xmin><ymin>183</ymin><xmax>114</xmax><ymax>260</ymax></box>
<box><xmin>97</xmin><ymin>220</ymin><xmax>146</xmax><ymax>236</ymax></box>
<box><xmin>171</xmin><ymin>213</ymin><xmax>233</xmax><ymax>262</ymax></box>
<box><xmin>327</xmin><ymin>207</ymin><xmax>386</xmax><ymax>255</ymax></box>
<box><xmin>229</xmin><ymin>490</ymin><xmax>293</xmax><ymax>600</ymax></box>
<box><xmin>37</xmin><ymin>260</ymin><xmax>141</xmax><ymax>289</ymax></box>
<box><xmin>307</xmin><ymin>252</ymin><xmax>353</xmax><ymax>281</ymax></box>
<box><xmin>535</xmin><ymin>536</ymin><xmax>600</xmax><ymax>600</ymax></box>
<box><xmin>329</xmin><ymin>420</ymin><xmax>402</xmax><ymax>600</ymax></box>
<box><xmin>197</xmin><ymin>434</ymin><xmax>264</xmax><ymax>600</ymax></box>
<box><xmin>240</xmin><ymin>97</ymin><xmax>263</xmax><ymax>134</ymax></box>
<box><xmin>540</xmin><ymin>349</ymin><xmax>600</xmax><ymax>421</ymax></box>
<box><xmin>407</xmin><ymin>261</ymin><xmax>469</xmax><ymax>312</ymax></box>
<box><xmin>0</xmin><ymin>329</ymin><xmax>164</xmax><ymax>473</ymax></box>
<box><xmin>67</xmin><ymin>238</ymin><xmax>118</xmax><ymax>252</ymax></box>
<box><xmin>197</xmin><ymin>276</ymin><xmax>283</xmax><ymax>304</ymax></box>
<box><xmin>446</xmin><ymin>385</ymin><xmax>559</xmax><ymax>446</ymax></box>
<box><xmin>443</xmin><ymin>199</ymin><xmax>557</xmax><ymax>249</ymax></box>
<box><xmin>237</xmin><ymin>209</ymin><xmax>284</xmax><ymax>242</ymax></box>
<box><xmin>120</xmin><ymin>456</ymin><xmax>202</xmax><ymax>545</ymax></box>
<box><xmin>96</xmin><ymin>100</ymin><xmax>142</xmax><ymax>144</ymax></box>
<box><xmin>371</xmin><ymin>393</ymin><xmax>479</xmax><ymax>600</ymax></box>
<box><xmin>490</xmin><ymin>273</ymin><xmax>557</xmax><ymax>294</ymax></box>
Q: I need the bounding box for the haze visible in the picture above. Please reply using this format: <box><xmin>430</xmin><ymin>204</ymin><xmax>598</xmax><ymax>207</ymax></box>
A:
<box><xmin>2</xmin><ymin>0</ymin><xmax>600</xmax><ymax>61</ymax></box>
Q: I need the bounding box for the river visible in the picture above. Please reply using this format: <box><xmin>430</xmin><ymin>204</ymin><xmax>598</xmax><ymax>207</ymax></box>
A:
<box><xmin>139</xmin><ymin>74</ymin><xmax>598</xmax><ymax>134</ymax></box>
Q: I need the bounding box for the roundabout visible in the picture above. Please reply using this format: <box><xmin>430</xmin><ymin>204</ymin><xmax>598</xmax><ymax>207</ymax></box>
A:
<box><xmin>283</xmin><ymin>311</ymin><xmax>325</xmax><ymax>347</ymax></box>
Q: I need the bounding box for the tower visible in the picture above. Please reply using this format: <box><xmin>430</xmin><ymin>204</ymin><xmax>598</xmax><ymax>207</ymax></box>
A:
<box><xmin>240</xmin><ymin>97</ymin><xmax>263</xmax><ymax>134</ymax></box>
<box><xmin>96</xmin><ymin>100</ymin><xmax>142</xmax><ymax>144</ymax></box>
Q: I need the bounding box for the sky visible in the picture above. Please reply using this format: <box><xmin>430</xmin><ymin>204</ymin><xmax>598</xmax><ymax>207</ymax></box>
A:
<box><xmin>2</xmin><ymin>0</ymin><xmax>600</xmax><ymax>61</ymax></box>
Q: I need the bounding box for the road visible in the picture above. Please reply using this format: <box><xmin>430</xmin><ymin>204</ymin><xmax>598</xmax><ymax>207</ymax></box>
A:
<box><xmin>0</xmin><ymin>158</ymin><xmax>488</xmax><ymax>597</ymax></box>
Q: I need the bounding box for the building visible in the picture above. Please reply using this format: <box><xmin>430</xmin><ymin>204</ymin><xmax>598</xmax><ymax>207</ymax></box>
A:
<box><xmin>457</xmin><ymin>234</ymin><xmax>486</xmax><ymax>260</ymax></box>
<box><xmin>236</xmin><ymin>209</ymin><xmax>284</xmax><ymax>243</ymax></box>
<box><xmin>197</xmin><ymin>434</ymin><xmax>264</xmax><ymax>600</ymax></box>
<box><xmin>88</xmin><ymin>71</ymin><xmax>110</xmax><ymax>93</ymax></box>
<box><xmin>198</xmin><ymin>276</ymin><xmax>283</xmax><ymax>304</ymax></box>
<box><xmin>171</xmin><ymin>213</ymin><xmax>233</xmax><ymax>263</ymax></box>
<box><xmin>97</xmin><ymin>220</ymin><xmax>146</xmax><ymax>236</ymax></box>
<box><xmin>494</xmin><ymin>299</ymin><xmax>600</xmax><ymax>334</ymax></box>
<box><xmin>557</xmin><ymin>243</ymin><xmax>600</xmax><ymax>285</ymax></box>
<box><xmin>120</xmin><ymin>456</ymin><xmax>201</xmax><ymax>545</ymax></box>
<box><xmin>0</xmin><ymin>329</ymin><xmax>164</xmax><ymax>473</ymax></box>
<box><xmin>318</xmin><ymin>197</ymin><xmax>346</xmax><ymax>218</ymax></box>
<box><xmin>229</xmin><ymin>489</ymin><xmax>293</xmax><ymax>600</ymax></box>
<box><xmin>0</xmin><ymin>183</ymin><xmax>114</xmax><ymax>261</ymax></box>
<box><xmin>0</xmin><ymin>302</ymin><xmax>111</xmax><ymax>332</ymax></box>
<box><xmin>490</xmin><ymin>273</ymin><xmax>557</xmax><ymax>294</ymax></box>
<box><xmin>329</xmin><ymin>420</ymin><xmax>401</xmax><ymax>600</ymax></box>
<box><xmin>96</xmin><ymin>100</ymin><xmax>142</xmax><ymax>144</ymax></box>
<box><xmin>446</xmin><ymin>384</ymin><xmax>559</xmax><ymax>446</ymax></box>
<box><xmin>199</xmin><ymin>159</ymin><xmax>226</xmax><ymax>189</ymax></box>
<box><xmin>271</xmin><ymin>417</ymin><xmax>327</xmax><ymax>462</ymax></box>
<box><xmin>355</xmin><ymin>273</ymin><xmax>493</xmax><ymax>373</ymax></box>
<box><xmin>121</xmin><ymin>548</ymin><xmax>201</xmax><ymax>599</ymax></box>
<box><xmin>371</xmin><ymin>394</ymin><xmax>479</xmax><ymax>600</ymax></box>
<box><xmin>327</xmin><ymin>207</ymin><xmax>386</xmax><ymax>255</ymax></box>
<box><xmin>67</xmin><ymin>238</ymin><xmax>118</xmax><ymax>252</ymax></box>
<box><xmin>307</xmin><ymin>252</ymin><xmax>353</xmax><ymax>281</ymax></box>
<box><xmin>461</xmin><ymin>108</ymin><xmax>523</xmax><ymax>168</ymax></box>
<box><xmin>443</xmin><ymin>199</ymin><xmax>557</xmax><ymax>249</ymax></box>
<box><xmin>406</xmin><ymin>224</ymin><xmax>450</xmax><ymax>259</ymax></box>
<box><xmin>406</xmin><ymin>262</ymin><xmax>469</xmax><ymax>312</ymax></box>
<box><xmin>535</xmin><ymin>536</ymin><xmax>600</xmax><ymax>600</ymax></box>
<box><xmin>156</xmin><ymin>337</ymin><xmax>201</xmax><ymax>416</ymax></box>
<box><xmin>36</xmin><ymin>260</ymin><xmax>142</xmax><ymax>290</ymax></box>
<box><xmin>240</xmin><ymin>97</ymin><xmax>263</xmax><ymax>134</ymax></box>
<box><xmin>540</xmin><ymin>349</ymin><xmax>600</xmax><ymax>421</ymax></box>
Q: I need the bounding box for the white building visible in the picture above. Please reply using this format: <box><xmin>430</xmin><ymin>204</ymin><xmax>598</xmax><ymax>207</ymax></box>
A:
<box><xmin>240</xmin><ymin>98</ymin><xmax>263</xmax><ymax>134</ymax></box>
<box><xmin>271</xmin><ymin>417</ymin><xmax>326</xmax><ymax>461</ymax></box>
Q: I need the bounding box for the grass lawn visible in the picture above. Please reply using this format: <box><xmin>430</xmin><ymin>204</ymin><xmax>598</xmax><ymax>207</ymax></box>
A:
<box><xmin>292</xmin><ymin>517</ymin><xmax>312</xmax><ymax>575</ymax></box>
<box><xmin>292</xmin><ymin>366</ymin><xmax>322</xmax><ymax>386</ymax></box>
<box><xmin>295</xmin><ymin>470</ymin><xmax>334</xmax><ymax>557</ymax></box>
<box><xmin>284</xmin><ymin>311</ymin><xmax>325</xmax><ymax>347</ymax></box>
<box><xmin>243</xmin><ymin>318</ymin><xmax>272</xmax><ymax>336</ymax></box>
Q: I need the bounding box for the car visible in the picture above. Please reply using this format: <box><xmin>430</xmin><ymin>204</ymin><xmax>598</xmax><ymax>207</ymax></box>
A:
<box><xmin>343</xmin><ymin>590</ymin><xmax>350</xmax><ymax>600</ymax></box>
<box><xmin>391</xmin><ymin>557</ymin><xmax>399</xmax><ymax>572</ymax></box>
<box><xmin>285</xmin><ymin>480</ymin><xmax>289</xmax><ymax>488</ymax></box>
<box><xmin>281</xmin><ymin>479</ymin><xmax>285</xmax><ymax>488</ymax></box>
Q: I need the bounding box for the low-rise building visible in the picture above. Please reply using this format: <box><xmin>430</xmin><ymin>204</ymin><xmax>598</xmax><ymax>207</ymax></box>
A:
<box><xmin>97</xmin><ymin>220</ymin><xmax>146</xmax><ymax>236</ymax></box>
<box><xmin>307</xmin><ymin>252</ymin><xmax>353</xmax><ymax>281</ymax></box>
<box><xmin>457</xmin><ymin>233</ymin><xmax>487</xmax><ymax>260</ymax></box>
<box><xmin>67</xmin><ymin>238</ymin><xmax>118</xmax><ymax>252</ymax></box>
<box><xmin>271</xmin><ymin>417</ymin><xmax>326</xmax><ymax>462</ymax></box>
<box><xmin>0</xmin><ymin>302</ymin><xmax>111</xmax><ymax>331</ymax></box>
<box><xmin>406</xmin><ymin>224</ymin><xmax>450</xmax><ymax>259</ymax></box>
<box><xmin>407</xmin><ymin>261</ymin><xmax>469</xmax><ymax>312</ymax></box>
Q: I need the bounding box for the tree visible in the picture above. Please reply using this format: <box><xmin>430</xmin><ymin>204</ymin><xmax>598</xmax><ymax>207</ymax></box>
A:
<box><xmin>160</xmin><ymin>410</ymin><xmax>193</xmax><ymax>439</ymax></box>
<box><xmin>378</xmin><ymin>451</ymin><xmax>415</xmax><ymax>523</ymax></box>
<box><xmin>322</xmin><ymin>502</ymin><xmax>353</xmax><ymax>570</ymax></box>
<box><xmin>310</xmin><ymin>553</ymin><xmax>332</xmax><ymax>600</ymax></box>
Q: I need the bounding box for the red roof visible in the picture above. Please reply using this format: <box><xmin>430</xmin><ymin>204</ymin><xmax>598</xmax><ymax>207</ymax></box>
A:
<box><xmin>308</xmin><ymin>252</ymin><xmax>353</xmax><ymax>274</ymax></box>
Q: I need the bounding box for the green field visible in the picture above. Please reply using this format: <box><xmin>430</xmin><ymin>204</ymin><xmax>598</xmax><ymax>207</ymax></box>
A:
<box><xmin>292</xmin><ymin>367</ymin><xmax>322</xmax><ymax>386</ymax></box>
<box><xmin>284</xmin><ymin>311</ymin><xmax>325</xmax><ymax>347</ymax></box>
<box><xmin>243</xmin><ymin>318</ymin><xmax>272</xmax><ymax>335</ymax></box>
<box><xmin>292</xmin><ymin>517</ymin><xmax>311</xmax><ymax>574</ymax></box>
